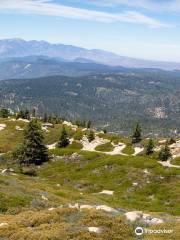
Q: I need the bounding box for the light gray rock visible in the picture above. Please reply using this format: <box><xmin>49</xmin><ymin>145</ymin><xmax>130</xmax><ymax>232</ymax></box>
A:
<box><xmin>88</xmin><ymin>227</ymin><xmax>102</xmax><ymax>234</ymax></box>
<box><xmin>125</xmin><ymin>211</ymin><xmax>143</xmax><ymax>221</ymax></box>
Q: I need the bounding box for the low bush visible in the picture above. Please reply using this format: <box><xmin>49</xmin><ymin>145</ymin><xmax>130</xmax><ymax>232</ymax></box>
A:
<box><xmin>95</xmin><ymin>142</ymin><xmax>114</xmax><ymax>152</ymax></box>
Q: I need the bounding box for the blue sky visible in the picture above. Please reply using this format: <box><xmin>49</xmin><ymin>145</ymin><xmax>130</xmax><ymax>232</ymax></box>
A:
<box><xmin>0</xmin><ymin>0</ymin><xmax>180</xmax><ymax>62</ymax></box>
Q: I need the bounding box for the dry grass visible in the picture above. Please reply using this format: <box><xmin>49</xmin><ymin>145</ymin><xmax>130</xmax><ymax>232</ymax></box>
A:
<box><xmin>0</xmin><ymin>208</ymin><xmax>134</xmax><ymax>240</ymax></box>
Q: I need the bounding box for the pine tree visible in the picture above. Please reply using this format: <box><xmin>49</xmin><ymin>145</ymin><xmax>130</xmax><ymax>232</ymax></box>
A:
<box><xmin>13</xmin><ymin>119</ymin><xmax>49</xmax><ymax>165</ymax></box>
<box><xmin>43</xmin><ymin>113</ymin><xmax>48</xmax><ymax>123</ymax></box>
<box><xmin>132</xmin><ymin>123</ymin><xmax>142</xmax><ymax>144</ymax></box>
<box><xmin>103</xmin><ymin>129</ymin><xmax>107</xmax><ymax>134</ymax></box>
<box><xmin>0</xmin><ymin>108</ymin><xmax>9</xmax><ymax>118</ymax></box>
<box><xmin>16</xmin><ymin>109</ymin><xmax>30</xmax><ymax>120</ymax></box>
<box><xmin>87</xmin><ymin>120</ymin><xmax>92</xmax><ymax>129</ymax></box>
<box><xmin>57</xmin><ymin>126</ymin><xmax>70</xmax><ymax>148</ymax></box>
<box><xmin>32</xmin><ymin>108</ymin><xmax>36</xmax><ymax>118</ymax></box>
<box><xmin>158</xmin><ymin>144</ymin><xmax>172</xmax><ymax>161</ymax></box>
<box><xmin>146</xmin><ymin>139</ymin><xmax>155</xmax><ymax>155</ymax></box>
<box><xmin>88</xmin><ymin>130</ymin><xmax>95</xmax><ymax>142</ymax></box>
<box><xmin>25</xmin><ymin>109</ymin><xmax>30</xmax><ymax>120</ymax></box>
<box><xmin>169</xmin><ymin>137</ymin><xmax>176</xmax><ymax>145</ymax></box>
<box><xmin>75</xmin><ymin>119</ymin><xmax>81</xmax><ymax>127</ymax></box>
<box><xmin>16</xmin><ymin>110</ymin><xmax>23</xmax><ymax>119</ymax></box>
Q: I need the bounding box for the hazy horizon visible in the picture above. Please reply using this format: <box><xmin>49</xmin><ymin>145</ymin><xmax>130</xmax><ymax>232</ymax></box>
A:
<box><xmin>1</xmin><ymin>37</ymin><xmax>180</xmax><ymax>64</ymax></box>
<box><xmin>0</xmin><ymin>0</ymin><xmax>180</xmax><ymax>62</ymax></box>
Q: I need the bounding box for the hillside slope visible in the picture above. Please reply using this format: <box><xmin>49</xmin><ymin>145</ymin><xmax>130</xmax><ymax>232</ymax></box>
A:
<box><xmin>0</xmin><ymin>118</ymin><xmax>179</xmax><ymax>239</ymax></box>
<box><xmin>0</xmin><ymin>71</ymin><xmax>179</xmax><ymax>135</ymax></box>
<box><xmin>0</xmin><ymin>56</ymin><xmax>122</xmax><ymax>80</ymax></box>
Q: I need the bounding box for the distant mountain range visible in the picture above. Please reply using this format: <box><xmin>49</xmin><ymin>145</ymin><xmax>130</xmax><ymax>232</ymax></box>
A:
<box><xmin>1</xmin><ymin>38</ymin><xmax>180</xmax><ymax>71</ymax></box>
<box><xmin>0</xmin><ymin>55</ymin><xmax>123</xmax><ymax>80</ymax></box>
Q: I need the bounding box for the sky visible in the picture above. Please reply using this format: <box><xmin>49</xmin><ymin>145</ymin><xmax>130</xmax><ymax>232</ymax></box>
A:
<box><xmin>0</xmin><ymin>0</ymin><xmax>180</xmax><ymax>62</ymax></box>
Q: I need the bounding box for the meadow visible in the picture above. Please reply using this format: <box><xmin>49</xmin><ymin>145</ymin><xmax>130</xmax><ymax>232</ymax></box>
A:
<box><xmin>0</xmin><ymin>117</ymin><xmax>179</xmax><ymax>239</ymax></box>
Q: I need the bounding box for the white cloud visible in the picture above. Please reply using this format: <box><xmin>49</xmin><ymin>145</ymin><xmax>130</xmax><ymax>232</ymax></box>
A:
<box><xmin>0</xmin><ymin>0</ymin><xmax>171</xmax><ymax>28</ymax></box>
<box><xmin>86</xmin><ymin>0</ymin><xmax>180</xmax><ymax>12</ymax></box>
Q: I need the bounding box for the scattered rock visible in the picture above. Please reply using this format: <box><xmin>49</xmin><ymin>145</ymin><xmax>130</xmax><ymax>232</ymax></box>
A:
<box><xmin>170</xmin><ymin>140</ymin><xmax>180</xmax><ymax>159</ymax></box>
<box><xmin>125</xmin><ymin>211</ymin><xmax>143</xmax><ymax>221</ymax></box>
<box><xmin>18</xmin><ymin>118</ymin><xmax>30</xmax><ymax>123</ymax></box>
<box><xmin>71</xmin><ymin>153</ymin><xmax>82</xmax><ymax>161</ymax></box>
<box><xmin>0</xmin><ymin>124</ymin><xmax>6</xmax><ymax>131</ymax></box>
<box><xmin>68</xmin><ymin>203</ymin><xmax>79</xmax><ymax>209</ymax></box>
<box><xmin>42</xmin><ymin>126</ymin><xmax>49</xmax><ymax>132</ymax></box>
<box><xmin>41</xmin><ymin>195</ymin><xmax>48</xmax><ymax>201</ymax></box>
<box><xmin>81</xmin><ymin>136</ymin><xmax>127</xmax><ymax>156</ymax></box>
<box><xmin>47</xmin><ymin>142</ymin><xmax>57</xmax><ymax>150</ymax></box>
<box><xmin>88</xmin><ymin>227</ymin><xmax>102</xmax><ymax>234</ymax></box>
<box><xmin>159</xmin><ymin>140</ymin><xmax>167</xmax><ymax>144</ymax></box>
<box><xmin>81</xmin><ymin>136</ymin><xmax>109</xmax><ymax>151</ymax></box>
<box><xmin>125</xmin><ymin>211</ymin><xmax>164</xmax><ymax>225</ymax></box>
<box><xmin>42</xmin><ymin>123</ymin><xmax>54</xmax><ymax>128</ymax></box>
<box><xmin>99</xmin><ymin>190</ymin><xmax>114</xmax><ymax>196</ymax></box>
<box><xmin>15</xmin><ymin>126</ymin><xmax>23</xmax><ymax>131</ymax></box>
<box><xmin>148</xmin><ymin>195</ymin><xmax>154</xmax><ymax>200</ymax></box>
<box><xmin>80</xmin><ymin>205</ymin><xmax>94</xmax><ymax>210</ymax></box>
<box><xmin>0</xmin><ymin>222</ymin><xmax>8</xmax><ymax>227</ymax></box>
<box><xmin>133</xmin><ymin>147</ymin><xmax>144</xmax><ymax>156</ymax></box>
<box><xmin>48</xmin><ymin>207</ymin><xmax>55</xmax><ymax>211</ymax></box>
<box><xmin>132</xmin><ymin>182</ymin><xmax>138</xmax><ymax>187</ymax></box>
<box><xmin>158</xmin><ymin>160</ymin><xmax>180</xmax><ymax>169</ymax></box>
<box><xmin>48</xmin><ymin>205</ymin><xmax>63</xmax><ymax>211</ymax></box>
<box><xmin>96</xmin><ymin>205</ymin><xmax>118</xmax><ymax>213</ymax></box>
<box><xmin>142</xmin><ymin>214</ymin><xmax>164</xmax><ymax>224</ymax></box>
<box><xmin>106</xmin><ymin>142</ymin><xmax>126</xmax><ymax>155</ymax></box>
<box><xmin>63</xmin><ymin>121</ymin><xmax>77</xmax><ymax>129</ymax></box>
<box><xmin>2</xmin><ymin>168</ymin><xmax>15</xmax><ymax>174</ymax></box>
<box><xmin>144</xmin><ymin>169</ymin><xmax>150</xmax><ymax>175</ymax></box>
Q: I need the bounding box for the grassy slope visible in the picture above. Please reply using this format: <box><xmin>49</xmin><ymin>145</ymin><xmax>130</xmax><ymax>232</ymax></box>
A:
<box><xmin>0</xmin><ymin>119</ymin><xmax>25</xmax><ymax>153</ymax></box>
<box><xmin>0</xmin><ymin>118</ymin><xmax>179</xmax><ymax>239</ymax></box>
<box><xmin>95</xmin><ymin>142</ymin><xmax>114</xmax><ymax>152</ymax></box>
<box><xmin>171</xmin><ymin>157</ymin><xmax>180</xmax><ymax>166</ymax></box>
<box><xmin>121</xmin><ymin>145</ymin><xmax>135</xmax><ymax>155</ymax></box>
<box><xmin>39</xmin><ymin>151</ymin><xmax>180</xmax><ymax>215</ymax></box>
<box><xmin>0</xmin><ymin>118</ymin><xmax>76</xmax><ymax>152</ymax></box>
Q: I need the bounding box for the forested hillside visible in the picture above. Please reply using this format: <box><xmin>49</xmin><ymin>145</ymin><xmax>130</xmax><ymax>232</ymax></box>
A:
<box><xmin>0</xmin><ymin>69</ymin><xmax>179</xmax><ymax>135</ymax></box>
<box><xmin>0</xmin><ymin>56</ymin><xmax>122</xmax><ymax>80</ymax></box>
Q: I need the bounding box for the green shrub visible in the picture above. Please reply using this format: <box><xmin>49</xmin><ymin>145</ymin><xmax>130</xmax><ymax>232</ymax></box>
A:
<box><xmin>122</xmin><ymin>145</ymin><xmax>135</xmax><ymax>155</ymax></box>
<box><xmin>74</xmin><ymin>130</ymin><xmax>83</xmax><ymax>140</ymax></box>
<box><xmin>21</xmin><ymin>166</ymin><xmax>37</xmax><ymax>176</ymax></box>
<box><xmin>95</xmin><ymin>142</ymin><xmax>114</xmax><ymax>152</ymax></box>
<box><xmin>68</xmin><ymin>141</ymin><xmax>83</xmax><ymax>150</ymax></box>
<box><xmin>0</xmin><ymin>193</ymin><xmax>31</xmax><ymax>213</ymax></box>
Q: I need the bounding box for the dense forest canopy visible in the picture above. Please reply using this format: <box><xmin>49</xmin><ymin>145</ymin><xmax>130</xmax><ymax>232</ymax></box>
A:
<box><xmin>0</xmin><ymin>69</ymin><xmax>179</xmax><ymax>136</ymax></box>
